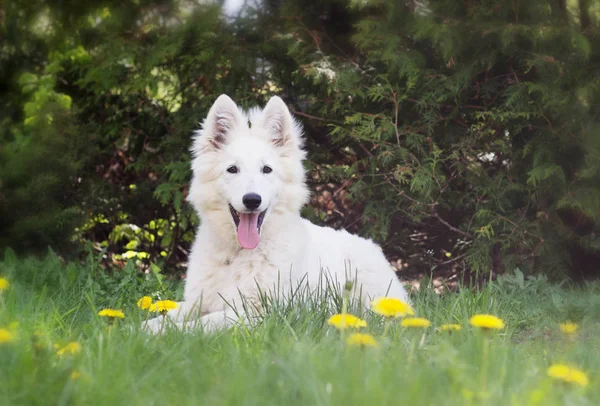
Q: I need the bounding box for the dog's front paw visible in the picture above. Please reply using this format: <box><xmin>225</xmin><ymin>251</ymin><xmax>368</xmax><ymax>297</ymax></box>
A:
<box><xmin>197</xmin><ymin>310</ymin><xmax>240</xmax><ymax>333</ymax></box>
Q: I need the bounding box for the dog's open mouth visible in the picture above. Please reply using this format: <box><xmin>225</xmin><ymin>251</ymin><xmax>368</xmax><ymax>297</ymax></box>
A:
<box><xmin>229</xmin><ymin>204</ymin><xmax>267</xmax><ymax>250</ymax></box>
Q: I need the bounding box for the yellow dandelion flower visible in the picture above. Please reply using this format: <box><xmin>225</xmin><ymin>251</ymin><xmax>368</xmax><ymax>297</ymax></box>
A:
<box><xmin>547</xmin><ymin>364</ymin><xmax>589</xmax><ymax>387</ymax></box>
<box><xmin>371</xmin><ymin>297</ymin><xmax>414</xmax><ymax>318</ymax></box>
<box><xmin>137</xmin><ymin>296</ymin><xmax>153</xmax><ymax>310</ymax></box>
<box><xmin>327</xmin><ymin>314</ymin><xmax>367</xmax><ymax>330</ymax></box>
<box><xmin>0</xmin><ymin>328</ymin><xmax>14</xmax><ymax>344</ymax></box>
<box><xmin>149</xmin><ymin>300</ymin><xmax>178</xmax><ymax>313</ymax></box>
<box><xmin>559</xmin><ymin>322</ymin><xmax>578</xmax><ymax>335</ymax></box>
<box><xmin>0</xmin><ymin>277</ymin><xmax>9</xmax><ymax>290</ymax></box>
<box><xmin>440</xmin><ymin>323</ymin><xmax>462</xmax><ymax>332</ymax></box>
<box><xmin>98</xmin><ymin>309</ymin><xmax>125</xmax><ymax>318</ymax></box>
<box><xmin>440</xmin><ymin>323</ymin><xmax>462</xmax><ymax>331</ymax></box>
<box><xmin>400</xmin><ymin>317</ymin><xmax>431</xmax><ymax>328</ymax></box>
<box><xmin>57</xmin><ymin>342</ymin><xmax>81</xmax><ymax>357</ymax></box>
<box><xmin>469</xmin><ymin>314</ymin><xmax>505</xmax><ymax>330</ymax></box>
<box><xmin>71</xmin><ymin>371</ymin><xmax>81</xmax><ymax>380</ymax></box>
<box><xmin>346</xmin><ymin>333</ymin><xmax>378</xmax><ymax>348</ymax></box>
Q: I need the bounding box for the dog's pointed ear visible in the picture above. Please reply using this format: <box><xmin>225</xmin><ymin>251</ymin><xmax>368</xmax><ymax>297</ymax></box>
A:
<box><xmin>194</xmin><ymin>95</ymin><xmax>244</xmax><ymax>154</ymax></box>
<box><xmin>260</xmin><ymin>96</ymin><xmax>303</xmax><ymax>151</ymax></box>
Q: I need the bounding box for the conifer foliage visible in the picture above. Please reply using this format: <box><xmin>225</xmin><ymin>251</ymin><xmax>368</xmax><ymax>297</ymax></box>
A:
<box><xmin>0</xmin><ymin>0</ymin><xmax>598</xmax><ymax>278</ymax></box>
<box><xmin>273</xmin><ymin>0</ymin><xmax>600</xmax><ymax>277</ymax></box>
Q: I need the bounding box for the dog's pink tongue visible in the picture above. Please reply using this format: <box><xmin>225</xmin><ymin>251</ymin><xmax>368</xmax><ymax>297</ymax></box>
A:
<box><xmin>237</xmin><ymin>212</ymin><xmax>260</xmax><ymax>249</ymax></box>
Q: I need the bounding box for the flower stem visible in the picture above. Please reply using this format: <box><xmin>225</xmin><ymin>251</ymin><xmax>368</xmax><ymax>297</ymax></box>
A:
<box><xmin>382</xmin><ymin>320</ymin><xmax>391</xmax><ymax>337</ymax></box>
<box><xmin>481</xmin><ymin>334</ymin><xmax>489</xmax><ymax>395</ymax></box>
<box><xmin>341</xmin><ymin>293</ymin><xmax>348</xmax><ymax>343</ymax></box>
<box><xmin>408</xmin><ymin>336</ymin><xmax>417</xmax><ymax>364</ymax></box>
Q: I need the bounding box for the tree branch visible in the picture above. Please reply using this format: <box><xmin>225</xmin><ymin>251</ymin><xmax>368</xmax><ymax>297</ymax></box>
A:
<box><xmin>432</xmin><ymin>209</ymin><xmax>473</xmax><ymax>238</ymax></box>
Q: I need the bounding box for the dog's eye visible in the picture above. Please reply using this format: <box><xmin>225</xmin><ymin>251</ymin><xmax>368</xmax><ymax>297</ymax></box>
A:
<box><xmin>227</xmin><ymin>165</ymin><xmax>238</xmax><ymax>174</ymax></box>
<box><xmin>262</xmin><ymin>165</ymin><xmax>273</xmax><ymax>174</ymax></box>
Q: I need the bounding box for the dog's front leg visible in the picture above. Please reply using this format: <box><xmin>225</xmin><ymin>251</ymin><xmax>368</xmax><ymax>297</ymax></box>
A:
<box><xmin>194</xmin><ymin>307</ymin><xmax>243</xmax><ymax>333</ymax></box>
<box><xmin>146</xmin><ymin>307</ymin><xmax>242</xmax><ymax>334</ymax></box>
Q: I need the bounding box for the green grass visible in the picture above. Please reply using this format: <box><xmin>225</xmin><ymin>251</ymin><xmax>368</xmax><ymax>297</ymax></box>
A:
<box><xmin>0</xmin><ymin>251</ymin><xmax>599</xmax><ymax>405</ymax></box>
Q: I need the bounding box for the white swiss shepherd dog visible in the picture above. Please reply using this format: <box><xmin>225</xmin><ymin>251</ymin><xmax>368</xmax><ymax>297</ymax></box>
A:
<box><xmin>144</xmin><ymin>95</ymin><xmax>410</xmax><ymax>334</ymax></box>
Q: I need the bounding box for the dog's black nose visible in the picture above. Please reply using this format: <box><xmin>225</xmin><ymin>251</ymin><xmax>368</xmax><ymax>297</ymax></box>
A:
<box><xmin>242</xmin><ymin>193</ymin><xmax>262</xmax><ymax>210</ymax></box>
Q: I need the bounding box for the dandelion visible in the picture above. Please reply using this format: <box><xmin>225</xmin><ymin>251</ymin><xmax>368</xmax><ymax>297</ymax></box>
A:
<box><xmin>71</xmin><ymin>371</ymin><xmax>81</xmax><ymax>380</ymax></box>
<box><xmin>0</xmin><ymin>328</ymin><xmax>14</xmax><ymax>344</ymax></box>
<box><xmin>468</xmin><ymin>315</ymin><xmax>505</xmax><ymax>394</ymax></box>
<box><xmin>547</xmin><ymin>364</ymin><xmax>589</xmax><ymax>387</ymax></box>
<box><xmin>401</xmin><ymin>317</ymin><xmax>431</xmax><ymax>328</ymax></box>
<box><xmin>334</xmin><ymin>280</ymin><xmax>355</xmax><ymax>341</ymax></box>
<box><xmin>346</xmin><ymin>333</ymin><xmax>378</xmax><ymax>348</ymax></box>
<box><xmin>328</xmin><ymin>314</ymin><xmax>367</xmax><ymax>329</ymax></box>
<box><xmin>344</xmin><ymin>280</ymin><xmax>354</xmax><ymax>294</ymax></box>
<box><xmin>137</xmin><ymin>296</ymin><xmax>153</xmax><ymax>310</ymax></box>
<box><xmin>469</xmin><ymin>314</ymin><xmax>505</xmax><ymax>330</ymax></box>
<box><xmin>57</xmin><ymin>342</ymin><xmax>81</xmax><ymax>357</ymax></box>
<box><xmin>371</xmin><ymin>297</ymin><xmax>414</xmax><ymax>318</ymax></box>
<box><xmin>401</xmin><ymin>318</ymin><xmax>431</xmax><ymax>364</ymax></box>
<box><xmin>440</xmin><ymin>324</ymin><xmax>462</xmax><ymax>332</ymax></box>
<box><xmin>372</xmin><ymin>297</ymin><xmax>414</xmax><ymax>337</ymax></box>
<box><xmin>98</xmin><ymin>309</ymin><xmax>125</xmax><ymax>319</ymax></box>
<box><xmin>469</xmin><ymin>315</ymin><xmax>505</xmax><ymax>395</ymax></box>
<box><xmin>0</xmin><ymin>277</ymin><xmax>8</xmax><ymax>290</ymax></box>
<box><xmin>149</xmin><ymin>300</ymin><xmax>178</xmax><ymax>313</ymax></box>
<box><xmin>99</xmin><ymin>308</ymin><xmax>125</xmax><ymax>331</ymax></box>
<box><xmin>559</xmin><ymin>322</ymin><xmax>578</xmax><ymax>335</ymax></box>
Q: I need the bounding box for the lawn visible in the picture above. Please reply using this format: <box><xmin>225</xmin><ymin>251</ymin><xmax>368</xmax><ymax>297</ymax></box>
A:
<box><xmin>0</xmin><ymin>251</ymin><xmax>598</xmax><ymax>405</ymax></box>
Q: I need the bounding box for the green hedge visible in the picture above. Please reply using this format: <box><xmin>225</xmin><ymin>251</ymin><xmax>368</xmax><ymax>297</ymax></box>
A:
<box><xmin>1</xmin><ymin>0</ymin><xmax>598</xmax><ymax>278</ymax></box>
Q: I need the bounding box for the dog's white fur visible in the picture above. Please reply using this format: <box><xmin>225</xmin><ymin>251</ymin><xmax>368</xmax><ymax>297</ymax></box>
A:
<box><xmin>144</xmin><ymin>95</ymin><xmax>409</xmax><ymax>333</ymax></box>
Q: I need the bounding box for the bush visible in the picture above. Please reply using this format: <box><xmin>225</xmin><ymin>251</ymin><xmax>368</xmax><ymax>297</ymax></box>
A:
<box><xmin>1</xmin><ymin>0</ymin><xmax>598</xmax><ymax>279</ymax></box>
<box><xmin>272</xmin><ymin>0</ymin><xmax>600</xmax><ymax>277</ymax></box>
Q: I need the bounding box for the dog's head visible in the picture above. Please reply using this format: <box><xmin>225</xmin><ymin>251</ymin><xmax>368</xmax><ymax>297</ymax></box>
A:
<box><xmin>188</xmin><ymin>95</ymin><xmax>309</xmax><ymax>249</ymax></box>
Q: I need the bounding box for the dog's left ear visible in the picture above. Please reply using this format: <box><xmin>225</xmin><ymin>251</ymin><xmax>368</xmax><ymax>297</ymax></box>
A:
<box><xmin>260</xmin><ymin>96</ymin><xmax>303</xmax><ymax>151</ymax></box>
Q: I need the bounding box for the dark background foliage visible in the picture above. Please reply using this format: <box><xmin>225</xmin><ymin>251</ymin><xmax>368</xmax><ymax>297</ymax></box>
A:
<box><xmin>1</xmin><ymin>0</ymin><xmax>599</xmax><ymax>281</ymax></box>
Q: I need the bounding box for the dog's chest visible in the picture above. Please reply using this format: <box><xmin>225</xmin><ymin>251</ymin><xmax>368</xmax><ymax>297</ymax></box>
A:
<box><xmin>198</xmin><ymin>249</ymin><xmax>285</xmax><ymax>311</ymax></box>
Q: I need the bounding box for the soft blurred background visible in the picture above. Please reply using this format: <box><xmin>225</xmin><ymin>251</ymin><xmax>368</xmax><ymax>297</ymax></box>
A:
<box><xmin>1</xmin><ymin>0</ymin><xmax>599</xmax><ymax>285</ymax></box>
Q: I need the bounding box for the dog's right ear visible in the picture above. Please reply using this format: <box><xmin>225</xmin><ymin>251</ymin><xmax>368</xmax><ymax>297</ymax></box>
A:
<box><xmin>193</xmin><ymin>95</ymin><xmax>244</xmax><ymax>154</ymax></box>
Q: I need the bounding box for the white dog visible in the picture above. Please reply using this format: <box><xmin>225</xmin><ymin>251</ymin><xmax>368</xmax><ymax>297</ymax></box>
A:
<box><xmin>144</xmin><ymin>95</ymin><xmax>409</xmax><ymax>333</ymax></box>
